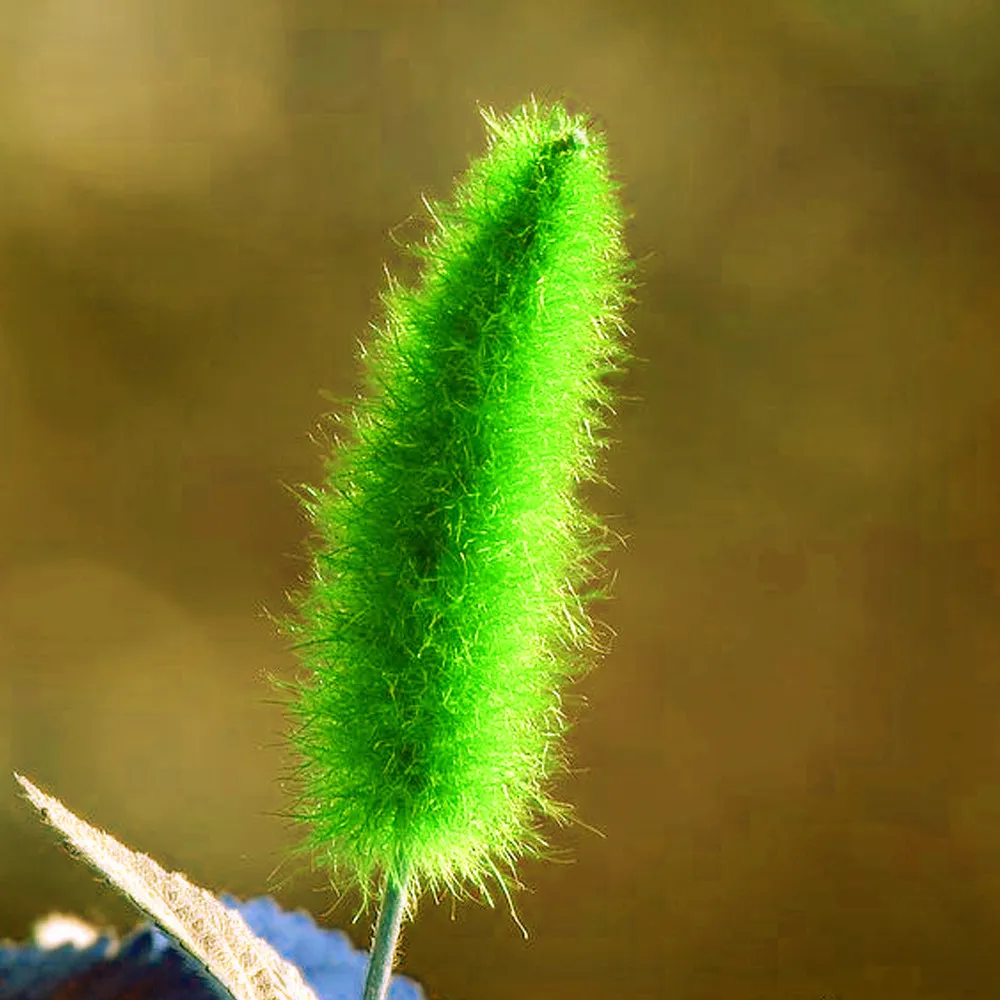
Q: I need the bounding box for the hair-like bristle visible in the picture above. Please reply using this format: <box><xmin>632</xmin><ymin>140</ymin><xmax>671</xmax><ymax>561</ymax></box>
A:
<box><xmin>271</xmin><ymin>96</ymin><xmax>638</xmax><ymax>919</ymax></box>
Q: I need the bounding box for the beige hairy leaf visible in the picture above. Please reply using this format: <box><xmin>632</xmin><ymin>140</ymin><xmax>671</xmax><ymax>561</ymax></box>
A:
<box><xmin>14</xmin><ymin>772</ymin><xmax>320</xmax><ymax>1000</ymax></box>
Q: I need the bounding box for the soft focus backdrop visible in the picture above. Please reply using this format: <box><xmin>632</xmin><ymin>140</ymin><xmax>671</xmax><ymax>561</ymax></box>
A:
<box><xmin>3</xmin><ymin>2</ymin><xmax>1000</xmax><ymax>999</ymax></box>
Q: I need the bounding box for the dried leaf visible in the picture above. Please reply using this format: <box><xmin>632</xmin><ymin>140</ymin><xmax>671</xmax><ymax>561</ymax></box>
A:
<box><xmin>14</xmin><ymin>772</ymin><xmax>321</xmax><ymax>1000</ymax></box>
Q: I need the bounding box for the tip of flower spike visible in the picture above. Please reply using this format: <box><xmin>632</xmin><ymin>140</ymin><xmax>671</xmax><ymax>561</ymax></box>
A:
<box><xmin>476</xmin><ymin>98</ymin><xmax>594</xmax><ymax>159</ymax></box>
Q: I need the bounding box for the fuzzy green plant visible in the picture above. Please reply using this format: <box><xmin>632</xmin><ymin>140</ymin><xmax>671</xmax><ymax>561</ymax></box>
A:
<box><xmin>269</xmin><ymin>95</ymin><xmax>638</xmax><ymax>998</ymax></box>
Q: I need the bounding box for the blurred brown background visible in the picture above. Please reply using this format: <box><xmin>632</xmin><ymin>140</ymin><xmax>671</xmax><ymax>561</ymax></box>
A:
<box><xmin>2</xmin><ymin>1</ymin><xmax>1000</xmax><ymax>998</ymax></box>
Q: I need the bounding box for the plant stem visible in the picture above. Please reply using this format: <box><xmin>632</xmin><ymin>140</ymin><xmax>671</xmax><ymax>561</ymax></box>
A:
<box><xmin>361</xmin><ymin>871</ymin><xmax>409</xmax><ymax>1000</ymax></box>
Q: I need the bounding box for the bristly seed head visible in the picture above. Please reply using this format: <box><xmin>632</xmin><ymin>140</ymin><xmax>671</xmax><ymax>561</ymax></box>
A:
<box><xmin>270</xmin><ymin>96</ymin><xmax>639</xmax><ymax>923</ymax></box>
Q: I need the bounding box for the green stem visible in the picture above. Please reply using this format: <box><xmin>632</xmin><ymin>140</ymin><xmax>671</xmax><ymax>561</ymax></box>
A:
<box><xmin>361</xmin><ymin>871</ymin><xmax>409</xmax><ymax>1000</ymax></box>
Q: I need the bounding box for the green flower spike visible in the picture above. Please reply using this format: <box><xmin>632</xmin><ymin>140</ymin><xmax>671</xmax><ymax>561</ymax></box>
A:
<box><xmin>271</xmin><ymin>96</ymin><xmax>638</xmax><ymax>999</ymax></box>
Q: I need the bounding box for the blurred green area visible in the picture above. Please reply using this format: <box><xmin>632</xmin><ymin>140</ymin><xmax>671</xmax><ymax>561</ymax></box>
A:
<box><xmin>2</xmin><ymin>2</ymin><xmax>1000</xmax><ymax>999</ymax></box>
